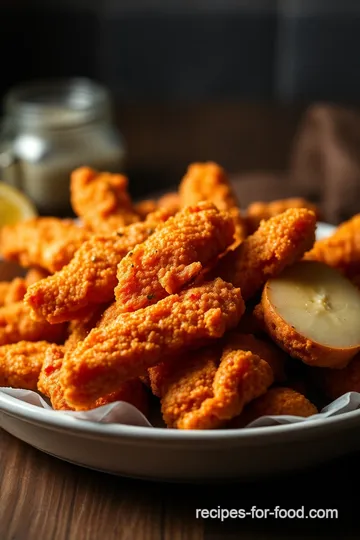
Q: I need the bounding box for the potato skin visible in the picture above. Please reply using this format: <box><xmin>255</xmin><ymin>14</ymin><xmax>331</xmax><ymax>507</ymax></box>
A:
<box><xmin>261</xmin><ymin>282</ymin><xmax>360</xmax><ymax>369</ymax></box>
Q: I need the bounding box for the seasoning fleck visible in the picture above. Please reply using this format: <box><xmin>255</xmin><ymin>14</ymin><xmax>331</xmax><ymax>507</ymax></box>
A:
<box><xmin>147</xmin><ymin>294</ymin><xmax>155</xmax><ymax>300</ymax></box>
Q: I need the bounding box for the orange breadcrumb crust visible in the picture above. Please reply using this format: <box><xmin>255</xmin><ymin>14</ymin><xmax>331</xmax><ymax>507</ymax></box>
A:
<box><xmin>231</xmin><ymin>387</ymin><xmax>318</xmax><ymax>428</ymax></box>
<box><xmin>0</xmin><ymin>217</ymin><xmax>91</xmax><ymax>273</ymax></box>
<box><xmin>157</xmin><ymin>192</ymin><xmax>181</xmax><ymax>215</ymax></box>
<box><xmin>158</xmin><ymin>347</ymin><xmax>221</xmax><ymax>427</ymax></box>
<box><xmin>115</xmin><ymin>202</ymin><xmax>235</xmax><ymax>312</ymax></box>
<box><xmin>246</xmin><ymin>198</ymin><xmax>321</xmax><ymax>234</ymax></box>
<box><xmin>304</xmin><ymin>214</ymin><xmax>360</xmax><ymax>277</ymax></box>
<box><xmin>176</xmin><ymin>347</ymin><xmax>273</xmax><ymax>429</ymax></box>
<box><xmin>178</xmin><ymin>162</ymin><xmax>247</xmax><ymax>243</ymax></box>
<box><xmin>38</xmin><ymin>344</ymin><xmax>149</xmax><ymax>415</ymax></box>
<box><xmin>70</xmin><ymin>167</ymin><xmax>140</xmax><ymax>233</ymax></box>
<box><xmin>60</xmin><ymin>278</ymin><xmax>244</xmax><ymax>409</ymax></box>
<box><xmin>0</xmin><ymin>340</ymin><xmax>50</xmax><ymax>390</ymax></box>
<box><xmin>134</xmin><ymin>199</ymin><xmax>158</xmax><ymax>220</ymax></box>
<box><xmin>225</xmin><ymin>332</ymin><xmax>287</xmax><ymax>383</ymax></box>
<box><xmin>0</xmin><ymin>302</ymin><xmax>66</xmax><ymax>346</ymax></box>
<box><xmin>25</xmin><ymin>209</ymin><xmax>173</xmax><ymax>324</ymax></box>
<box><xmin>216</xmin><ymin>208</ymin><xmax>316</xmax><ymax>300</ymax></box>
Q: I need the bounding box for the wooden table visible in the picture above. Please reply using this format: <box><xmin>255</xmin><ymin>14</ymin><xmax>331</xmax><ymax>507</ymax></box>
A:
<box><xmin>1</xmin><ymin>428</ymin><xmax>359</xmax><ymax>539</ymax></box>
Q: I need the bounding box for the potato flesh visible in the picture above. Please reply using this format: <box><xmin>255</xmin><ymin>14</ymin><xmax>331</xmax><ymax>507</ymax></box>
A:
<box><xmin>267</xmin><ymin>261</ymin><xmax>360</xmax><ymax>349</ymax></box>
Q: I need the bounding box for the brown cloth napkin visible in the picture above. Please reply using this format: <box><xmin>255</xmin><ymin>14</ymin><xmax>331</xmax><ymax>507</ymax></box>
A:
<box><xmin>289</xmin><ymin>104</ymin><xmax>360</xmax><ymax>225</ymax></box>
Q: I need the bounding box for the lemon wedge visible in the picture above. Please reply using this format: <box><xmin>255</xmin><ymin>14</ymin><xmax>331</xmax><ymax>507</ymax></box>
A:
<box><xmin>0</xmin><ymin>182</ymin><xmax>37</xmax><ymax>227</ymax></box>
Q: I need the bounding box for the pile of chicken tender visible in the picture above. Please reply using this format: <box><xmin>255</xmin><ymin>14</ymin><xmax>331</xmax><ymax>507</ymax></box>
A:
<box><xmin>1</xmin><ymin>162</ymin><xmax>360</xmax><ymax>430</ymax></box>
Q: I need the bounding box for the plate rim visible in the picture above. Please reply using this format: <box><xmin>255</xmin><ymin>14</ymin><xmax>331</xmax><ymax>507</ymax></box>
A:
<box><xmin>2</xmin><ymin>390</ymin><xmax>360</xmax><ymax>444</ymax></box>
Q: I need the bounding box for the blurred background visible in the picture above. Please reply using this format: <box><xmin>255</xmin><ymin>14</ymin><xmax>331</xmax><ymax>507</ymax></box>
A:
<box><xmin>2</xmin><ymin>0</ymin><xmax>360</xmax><ymax>223</ymax></box>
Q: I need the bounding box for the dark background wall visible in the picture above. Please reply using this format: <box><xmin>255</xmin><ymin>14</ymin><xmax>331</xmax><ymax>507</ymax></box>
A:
<box><xmin>2</xmin><ymin>0</ymin><xmax>360</xmax><ymax>196</ymax></box>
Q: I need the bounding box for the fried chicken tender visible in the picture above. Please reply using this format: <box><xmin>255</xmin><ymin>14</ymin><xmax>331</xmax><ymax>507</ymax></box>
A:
<box><xmin>174</xmin><ymin>347</ymin><xmax>273</xmax><ymax>430</ymax></box>
<box><xmin>0</xmin><ymin>266</ymin><xmax>52</xmax><ymax>308</ymax></box>
<box><xmin>0</xmin><ymin>268</ymin><xmax>51</xmax><ymax>308</ymax></box>
<box><xmin>230</xmin><ymin>387</ymin><xmax>318</xmax><ymax>428</ymax></box>
<box><xmin>215</xmin><ymin>208</ymin><xmax>316</xmax><ymax>300</ymax></box>
<box><xmin>38</xmin><ymin>344</ymin><xmax>149</xmax><ymax>415</ymax></box>
<box><xmin>115</xmin><ymin>202</ymin><xmax>235</xmax><ymax>312</ymax></box>
<box><xmin>0</xmin><ymin>278</ymin><xmax>27</xmax><ymax>306</ymax></box>
<box><xmin>155</xmin><ymin>347</ymin><xmax>221</xmax><ymax>426</ymax></box>
<box><xmin>25</xmin><ymin>209</ymin><xmax>173</xmax><ymax>324</ymax></box>
<box><xmin>246</xmin><ymin>198</ymin><xmax>321</xmax><ymax>234</ymax></box>
<box><xmin>312</xmin><ymin>353</ymin><xmax>360</xmax><ymax>400</ymax></box>
<box><xmin>0</xmin><ymin>341</ymin><xmax>50</xmax><ymax>389</ymax></box>
<box><xmin>226</xmin><ymin>332</ymin><xmax>287</xmax><ymax>383</ymax></box>
<box><xmin>64</xmin><ymin>305</ymin><xmax>107</xmax><ymax>354</ymax></box>
<box><xmin>0</xmin><ymin>302</ymin><xmax>66</xmax><ymax>346</ymax></box>
<box><xmin>0</xmin><ymin>217</ymin><xmax>90</xmax><ymax>273</ymax></box>
<box><xmin>70</xmin><ymin>167</ymin><xmax>140</xmax><ymax>233</ymax></box>
<box><xmin>304</xmin><ymin>214</ymin><xmax>360</xmax><ymax>277</ymax></box>
<box><xmin>178</xmin><ymin>162</ymin><xmax>247</xmax><ymax>243</ymax></box>
<box><xmin>157</xmin><ymin>192</ymin><xmax>181</xmax><ymax>214</ymax></box>
<box><xmin>148</xmin><ymin>345</ymin><xmax>221</xmax><ymax>398</ymax></box>
<box><xmin>60</xmin><ymin>278</ymin><xmax>244</xmax><ymax>409</ymax></box>
<box><xmin>134</xmin><ymin>199</ymin><xmax>158</xmax><ymax>220</ymax></box>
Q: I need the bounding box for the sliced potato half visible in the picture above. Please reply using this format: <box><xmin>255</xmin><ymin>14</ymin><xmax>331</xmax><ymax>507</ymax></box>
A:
<box><xmin>262</xmin><ymin>260</ymin><xmax>360</xmax><ymax>368</ymax></box>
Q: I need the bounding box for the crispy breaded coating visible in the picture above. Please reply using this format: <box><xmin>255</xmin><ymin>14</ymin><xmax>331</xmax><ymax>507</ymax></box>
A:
<box><xmin>176</xmin><ymin>347</ymin><xmax>273</xmax><ymax>430</ymax></box>
<box><xmin>70</xmin><ymin>167</ymin><xmax>140</xmax><ymax>233</ymax></box>
<box><xmin>0</xmin><ymin>302</ymin><xmax>66</xmax><ymax>346</ymax></box>
<box><xmin>0</xmin><ymin>269</ymin><xmax>51</xmax><ymax>308</ymax></box>
<box><xmin>61</xmin><ymin>278</ymin><xmax>245</xmax><ymax>409</ymax></box>
<box><xmin>179</xmin><ymin>162</ymin><xmax>247</xmax><ymax>243</ymax></box>
<box><xmin>231</xmin><ymin>387</ymin><xmax>318</xmax><ymax>428</ymax></box>
<box><xmin>313</xmin><ymin>353</ymin><xmax>360</xmax><ymax>400</ymax></box>
<box><xmin>115</xmin><ymin>202</ymin><xmax>235</xmax><ymax>313</ymax></box>
<box><xmin>157</xmin><ymin>192</ymin><xmax>181</xmax><ymax>214</ymax></box>
<box><xmin>226</xmin><ymin>332</ymin><xmax>287</xmax><ymax>383</ymax></box>
<box><xmin>216</xmin><ymin>208</ymin><xmax>316</xmax><ymax>300</ymax></box>
<box><xmin>0</xmin><ymin>340</ymin><xmax>50</xmax><ymax>389</ymax></box>
<box><xmin>157</xmin><ymin>347</ymin><xmax>221</xmax><ymax>427</ymax></box>
<box><xmin>25</xmin><ymin>209</ymin><xmax>173</xmax><ymax>324</ymax></box>
<box><xmin>38</xmin><ymin>344</ymin><xmax>149</xmax><ymax>415</ymax></box>
<box><xmin>304</xmin><ymin>214</ymin><xmax>360</xmax><ymax>277</ymax></box>
<box><xmin>64</xmin><ymin>305</ymin><xmax>107</xmax><ymax>354</ymax></box>
<box><xmin>0</xmin><ymin>278</ymin><xmax>27</xmax><ymax>306</ymax></box>
<box><xmin>246</xmin><ymin>198</ymin><xmax>321</xmax><ymax>234</ymax></box>
<box><xmin>148</xmin><ymin>344</ymin><xmax>221</xmax><ymax>398</ymax></box>
<box><xmin>0</xmin><ymin>217</ymin><xmax>90</xmax><ymax>273</ymax></box>
<box><xmin>134</xmin><ymin>199</ymin><xmax>158</xmax><ymax>220</ymax></box>
<box><xmin>37</xmin><ymin>345</ymin><xmax>70</xmax><ymax>408</ymax></box>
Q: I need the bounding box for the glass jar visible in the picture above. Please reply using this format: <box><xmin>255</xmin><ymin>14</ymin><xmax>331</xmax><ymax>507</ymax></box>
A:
<box><xmin>0</xmin><ymin>78</ymin><xmax>126</xmax><ymax>215</ymax></box>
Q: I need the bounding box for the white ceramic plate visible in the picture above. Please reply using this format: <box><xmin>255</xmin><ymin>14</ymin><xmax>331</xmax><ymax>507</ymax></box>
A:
<box><xmin>4</xmin><ymin>221</ymin><xmax>360</xmax><ymax>483</ymax></box>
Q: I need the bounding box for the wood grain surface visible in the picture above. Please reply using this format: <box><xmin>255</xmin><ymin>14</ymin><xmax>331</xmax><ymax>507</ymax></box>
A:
<box><xmin>1</xmin><ymin>428</ymin><xmax>360</xmax><ymax>540</ymax></box>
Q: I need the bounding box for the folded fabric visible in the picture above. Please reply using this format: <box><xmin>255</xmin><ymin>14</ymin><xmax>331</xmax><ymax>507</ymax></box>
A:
<box><xmin>290</xmin><ymin>104</ymin><xmax>360</xmax><ymax>224</ymax></box>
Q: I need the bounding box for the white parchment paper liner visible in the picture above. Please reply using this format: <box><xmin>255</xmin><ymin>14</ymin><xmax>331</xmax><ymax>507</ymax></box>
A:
<box><xmin>1</xmin><ymin>387</ymin><xmax>360</xmax><ymax>429</ymax></box>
